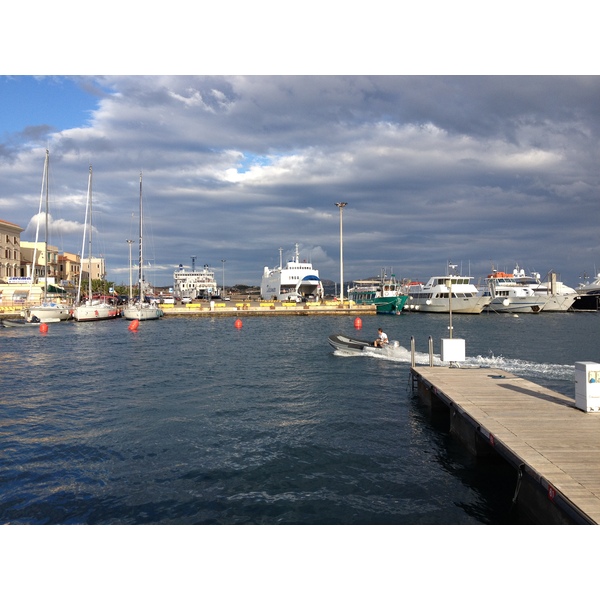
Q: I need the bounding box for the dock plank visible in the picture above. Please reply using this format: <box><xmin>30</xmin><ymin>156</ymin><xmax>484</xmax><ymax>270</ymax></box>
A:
<box><xmin>411</xmin><ymin>366</ymin><xmax>600</xmax><ymax>524</ymax></box>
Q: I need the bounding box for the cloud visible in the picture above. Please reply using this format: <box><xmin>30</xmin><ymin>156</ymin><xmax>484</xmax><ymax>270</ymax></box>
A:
<box><xmin>25</xmin><ymin>213</ymin><xmax>84</xmax><ymax>240</ymax></box>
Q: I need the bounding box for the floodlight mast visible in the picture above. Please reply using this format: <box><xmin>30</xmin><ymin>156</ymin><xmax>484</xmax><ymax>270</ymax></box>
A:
<box><xmin>334</xmin><ymin>202</ymin><xmax>348</xmax><ymax>304</ymax></box>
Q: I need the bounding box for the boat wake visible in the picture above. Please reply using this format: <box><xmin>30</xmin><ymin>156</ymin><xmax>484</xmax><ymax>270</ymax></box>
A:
<box><xmin>464</xmin><ymin>353</ymin><xmax>574</xmax><ymax>382</ymax></box>
<box><xmin>333</xmin><ymin>345</ymin><xmax>574</xmax><ymax>382</ymax></box>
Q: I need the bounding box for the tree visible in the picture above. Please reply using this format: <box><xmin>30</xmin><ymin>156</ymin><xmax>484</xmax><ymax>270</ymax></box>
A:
<box><xmin>80</xmin><ymin>279</ymin><xmax>117</xmax><ymax>296</ymax></box>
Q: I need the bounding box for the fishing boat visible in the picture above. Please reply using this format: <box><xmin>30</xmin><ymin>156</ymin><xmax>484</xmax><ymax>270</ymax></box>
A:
<box><xmin>484</xmin><ymin>271</ymin><xmax>546</xmax><ymax>313</ymax></box>
<box><xmin>348</xmin><ymin>272</ymin><xmax>408</xmax><ymax>314</ymax></box>
<box><xmin>405</xmin><ymin>265</ymin><xmax>491</xmax><ymax>314</ymax></box>
<box><xmin>328</xmin><ymin>333</ymin><xmax>400</xmax><ymax>355</ymax></box>
<box><xmin>261</xmin><ymin>244</ymin><xmax>324</xmax><ymax>302</ymax></box>
<box><xmin>173</xmin><ymin>257</ymin><xmax>220</xmax><ymax>300</ymax></box>
<box><xmin>24</xmin><ymin>149</ymin><xmax>72</xmax><ymax>323</ymax></box>
<box><xmin>122</xmin><ymin>173</ymin><xmax>163</xmax><ymax>321</ymax></box>
<box><xmin>72</xmin><ymin>166</ymin><xmax>119</xmax><ymax>322</ymax></box>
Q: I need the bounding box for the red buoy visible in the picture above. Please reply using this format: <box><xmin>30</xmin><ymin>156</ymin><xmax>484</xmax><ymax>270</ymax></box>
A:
<box><xmin>354</xmin><ymin>317</ymin><xmax>362</xmax><ymax>329</ymax></box>
<box><xmin>234</xmin><ymin>318</ymin><xmax>243</xmax><ymax>329</ymax></box>
<box><xmin>128</xmin><ymin>319</ymin><xmax>140</xmax><ymax>331</ymax></box>
<box><xmin>39</xmin><ymin>322</ymin><xmax>49</xmax><ymax>334</ymax></box>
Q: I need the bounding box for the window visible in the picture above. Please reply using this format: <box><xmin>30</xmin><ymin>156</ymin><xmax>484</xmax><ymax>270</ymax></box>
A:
<box><xmin>13</xmin><ymin>291</ymin><xmax>29</xmax><ymax>303</ymax></box>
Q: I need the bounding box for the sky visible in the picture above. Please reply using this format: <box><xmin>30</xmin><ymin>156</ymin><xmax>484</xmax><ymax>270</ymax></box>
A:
<box><xmin>1</xmin><ymin>6</ymin><xmax>598</xmax><ymax>293</ymax></box>
<box><xmin>3</xmin><ymin>73</ymin><xmax>599</xmax><ymax>292</ymax></box>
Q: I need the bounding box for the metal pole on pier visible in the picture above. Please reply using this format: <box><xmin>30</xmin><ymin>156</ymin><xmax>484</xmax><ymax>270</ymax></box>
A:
<box><xmin>221</xmin><ymin>259</ymin><xmax>226</xmax><ymax>297</ymax></box>
<box><xmin>448</xmin><ymin>279</ymin><xmax>453</xmax><ymax>338</ymax></box>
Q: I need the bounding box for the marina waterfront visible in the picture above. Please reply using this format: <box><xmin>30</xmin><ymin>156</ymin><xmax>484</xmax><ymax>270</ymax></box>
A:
<box><xmin>1</xmin><ymin>311</ymin><xmax>599</xmax><ymax>525</ymax></box>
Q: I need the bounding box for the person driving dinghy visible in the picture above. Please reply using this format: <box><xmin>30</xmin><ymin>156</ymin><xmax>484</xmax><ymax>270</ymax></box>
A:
<box><xmin>373</xmin><ymin>328</ymin><xmax>388</xmax><ymax>347</ymax></box>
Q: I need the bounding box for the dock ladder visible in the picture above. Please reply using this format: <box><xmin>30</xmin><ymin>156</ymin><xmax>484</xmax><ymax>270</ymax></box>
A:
<box><xmin>409</xmin><ymin>336</ymin><xmax>434</xmax><ymax>394</ymax></box>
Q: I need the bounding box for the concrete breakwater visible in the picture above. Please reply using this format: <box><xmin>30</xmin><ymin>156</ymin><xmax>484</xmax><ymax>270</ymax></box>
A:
<box><xmin>160</xmin><ymin>300</ymin><xmax>377</xmax><ymax>317</ymax></box>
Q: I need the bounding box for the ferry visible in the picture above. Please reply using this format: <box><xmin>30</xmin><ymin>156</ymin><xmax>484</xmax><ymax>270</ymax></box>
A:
<box><xmin>348</xmin><ymin>273</ymin><xmax>408</xmax><ymax>314</ymax></box>
<box><xmin>173</xmin><ymin>258</ymin><xmax>220</xmax><ymax>300</ymax></box>
<box><xmin>261</xmin><ymin>244</ymin><xmax>324</xmax><ymax>302</ymax></box>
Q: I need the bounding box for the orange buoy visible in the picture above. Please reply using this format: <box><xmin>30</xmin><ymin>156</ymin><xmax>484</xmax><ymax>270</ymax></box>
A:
<box><xmin>128</xmin><ymin>319</ymin><xmax>140</xmax><ymax>331</ymax></box>
<box><xmin>234</xmin><ymin>318</ymin><xmax>243</xmax><ymax>329</ymax></box>
<box><xmin>354</xmin><ymin>317</ymin><xmax>362</xmax><ymax>329</ymax></box>
<box><xmin>39</xmin><ymin>323</ymin><xmax>49</xmax><ymax>334</ymax></box>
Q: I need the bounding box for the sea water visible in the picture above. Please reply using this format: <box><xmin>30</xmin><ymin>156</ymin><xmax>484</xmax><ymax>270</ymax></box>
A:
<box><xmin>1</xmin><ymin>311</ymin><xmax>598</xmax><ymax>525</ymax></box>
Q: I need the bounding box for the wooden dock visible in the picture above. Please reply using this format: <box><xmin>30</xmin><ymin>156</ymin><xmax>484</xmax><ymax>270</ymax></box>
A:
<box><xmin>411</xmin><ymin>365</ymin><xmax>600</xmax><ymax>524</ymax></box>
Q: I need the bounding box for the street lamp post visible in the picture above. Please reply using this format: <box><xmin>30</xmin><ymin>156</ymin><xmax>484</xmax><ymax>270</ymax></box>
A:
<box><xmin>221</xmin><ymin>259</ymin><xmax>226</xmax><ymax>297</ymax></box>
<box><xmin>126</xmin><ymin>239</ymin><xmax>134</xmax><ymax>302</ymax></box>
<box><xmin>334</xmin><ymin>202</ymin><xmax>348</xmax><ymax>304</ymax></box>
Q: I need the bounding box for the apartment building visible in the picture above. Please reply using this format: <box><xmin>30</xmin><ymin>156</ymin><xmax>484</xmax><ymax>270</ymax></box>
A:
<box><xmin>1</xmin><ymin>217</ymin><xmax>107</xmax><ymax>307</ymax></box>
<box><xmin>0</xmin><ymin>219</ymin><xmax>24</xmax><ymax>282</ymax></box>
<box><xmin>82</xmin><ymin>256</ymin><xmax>106</xmax><ymax>282</ymax></box>
<box><xmin>59</xmin><ymin>251</ymin><xmax>82</xmax><ymax>287</ymax></box>
<box><xmin>20</xmin><ymin>241</ymin><xmax>61</xmax><ymax>284</ymax></box>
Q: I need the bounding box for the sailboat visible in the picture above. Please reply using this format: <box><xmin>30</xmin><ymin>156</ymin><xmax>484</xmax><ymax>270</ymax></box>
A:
<box><xmin>72</xmin><ymin>166</ymin><xmax>119</xmax><ymax>322</ymax></box>
<box><xmin>25</xmin><ymin>149</ymin><xmax>72</xmax><ymax>323</ymax></box>
<box><xmin>122</xmin><ymin>172</ymin><xmax>163</xmax><ymax>321</ymax></box>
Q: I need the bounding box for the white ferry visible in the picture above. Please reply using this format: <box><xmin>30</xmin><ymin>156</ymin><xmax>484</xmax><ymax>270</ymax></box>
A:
<box><xmin>261</xmin><ymin>244</ymin><xmax>324</xmax><ymax>302</ymax></box>
<box><xmin>406</xmin><ymin>265</ymin><xmax>491</xmax><ymax>313</ymax></box>
<box><xmin>173</xmin><ymin>259</ymin><xmax>220</xmax><ymax>300</ymax></box>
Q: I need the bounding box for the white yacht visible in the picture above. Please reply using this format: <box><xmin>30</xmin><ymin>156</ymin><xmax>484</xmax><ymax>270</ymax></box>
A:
<box><xmin>405</xmin><ymin>266</ymin><xmax>491</xmax><ymax>313</ymax></box>
<box><xmin>511</xmin><ymin>266</ymin><xmax>578</xmax><ymax>312</ymax></box>
<box><xmin>484</xmin><ymin>271</ymin><xmax>545</xmax><ymax>313</ymax></box>
<box><xmin>261</xmin><ymin>244</ymin><xmax>324</xmax><ymax>302</ymax></box>
<box><xmin>173</xmin><ymin>258</ymin><xmax>220</xmax><ymax>300</ymax></box>
<box><xmin>25</xmin><ymin>300</ymin><xmax>72</xmax><ymax>323</ymax></box>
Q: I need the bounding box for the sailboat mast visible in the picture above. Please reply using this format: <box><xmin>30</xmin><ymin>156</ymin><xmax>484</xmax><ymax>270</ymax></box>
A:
<box><xmin>76</xmin><ymin>165</ymin><xmax>93</xmax><ymax>306</ymax></box>
<box><xmin>88</xmin><ymin>166</ymin><xmax>93</xmax><ymax>303</ymax></box>
<box><xmin>30</xmin><ymin>151</ymin><xmax>47</xmax><ymax>297</ymax></box>
<box><xmin>44</xmin><ymin>149</ymin><xmax>49</xmax><ymax>302</ymax></box>
<box><xmin>138</xmin><ymin>172</ymin><xmax>143</xmax><ymax>299</ymax></box>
